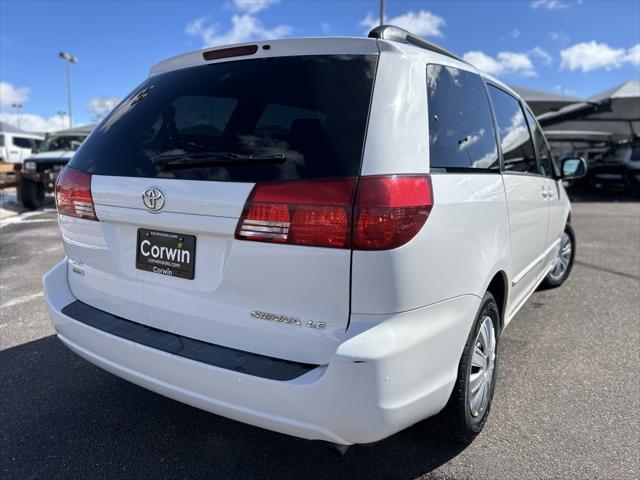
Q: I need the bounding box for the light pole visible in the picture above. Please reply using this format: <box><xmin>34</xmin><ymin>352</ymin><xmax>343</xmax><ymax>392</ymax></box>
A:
<box><xmin>57</xmin><ymin>111</ymin><xmax>67</xmax><ymax>130</ymax></box>
<box><xmin>379</xmin><ymin>0</ymin><xmax>384</xmax><ymax>26</ymax></box>
<box><xmin>58</xmin><ymin>51</ymin><xmax>78</xmax><ymax>129</ymax></box>
<box><xmin>11</xmin><ymin>103</ymin><xmax>22</xmax><ymax>129</ymax></box>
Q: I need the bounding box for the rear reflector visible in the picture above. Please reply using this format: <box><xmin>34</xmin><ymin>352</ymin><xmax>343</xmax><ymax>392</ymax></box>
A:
<box><xmin>202</xmin><ymin>45</ymin><xmax>258</xmax><ymax>61</ymax></box>
<box><xmin>236</xmin><ymin>175</ymin><xmax>433</xmax><ymax>250</ymax></box>
<box><xmin>55</xmin><ymin>167</ymin><xmax>98</xmax><ymax>221</ymax></box>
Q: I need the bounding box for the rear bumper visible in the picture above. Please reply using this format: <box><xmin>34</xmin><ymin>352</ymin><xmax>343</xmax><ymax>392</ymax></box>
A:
<box><xmin>44</xmin><ymin>259</ymin><xmax>479</xmax><ymax>445</ymax></box>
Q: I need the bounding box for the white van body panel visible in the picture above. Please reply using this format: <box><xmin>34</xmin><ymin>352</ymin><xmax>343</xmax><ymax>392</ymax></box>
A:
<box><xmin>150</xmin><ymin>37</ymin><xmax>379</xmax><ymax>76</ymax></box>
<box><xmin>45</xmin><ymin>260</ymin><xmax>479</xmax><ymax>445</ymax></box>
<box><xmin>65</xmin><ymin>175</ymin><xmax>352</xmax><ymax>365</ymax></box>
<box><xmin>352</xmin><ymin>173</ymin><xmax>510</xmax><ymax>314</ymax></box>
<box><xmin>44</xmin><ymin>36</ymin><xmax>573</xmax><ymax>445</ymax></box>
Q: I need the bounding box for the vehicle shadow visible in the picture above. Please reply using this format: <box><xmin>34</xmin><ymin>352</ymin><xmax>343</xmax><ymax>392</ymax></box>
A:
<box><xmin>566</xmin><ymin>188</ymin><xmax>639</xmax><ymax>203</ymax></box>
<box><xmin>0</xmin><ymin>336</ymin><xmax>466</xmax><ymax>480</ymax></box>
<box><xmin>0</xmin><ymin>188</ymin><xmax>55</xmax><ymax>215</ymax></box>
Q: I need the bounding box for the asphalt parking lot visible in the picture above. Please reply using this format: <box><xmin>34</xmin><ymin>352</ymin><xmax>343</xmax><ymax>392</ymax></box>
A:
<box><xmin>1</xmin><ymin>192</ymin><xmax>638</xmax><ymax>480</ymax></box>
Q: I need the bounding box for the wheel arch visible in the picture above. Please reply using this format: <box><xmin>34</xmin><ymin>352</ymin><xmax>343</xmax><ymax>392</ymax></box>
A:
<box><xmin>485</xmin><ymin>270</ymin><xmax>508</xmax><ymax>331</ymax></box>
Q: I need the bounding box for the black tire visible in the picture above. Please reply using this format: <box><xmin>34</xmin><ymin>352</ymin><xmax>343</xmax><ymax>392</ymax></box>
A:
<box><xmin>18</xmin><ymin>178</ymin><xmax>45</xmax><ymax>210</ymax></box>
<box><xmin>441</xmin><ymin>292</ymin><xmax>500</xmax><ymax>443</ymax></box>
<box><xmin>540</xmin><ymin>223</ymin><xmax>575</xmax><ymax>289</ymax></box>
<box><xmin>626</xmin><ymin>171</ymin><xmax>640</xmax><ymax>197</ymax></box>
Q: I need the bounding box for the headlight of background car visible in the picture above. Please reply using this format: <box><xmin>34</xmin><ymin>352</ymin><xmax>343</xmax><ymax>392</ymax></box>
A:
<box><xmin>23</xmin><ymin>160</ymin><xmax>37</xmax><ymax>172</ymax></box>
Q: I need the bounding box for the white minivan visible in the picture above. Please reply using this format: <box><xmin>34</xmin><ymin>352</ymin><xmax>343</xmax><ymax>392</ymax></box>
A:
<box><xmin>44</xmin><ymin>26</ymin><xmax>586</xmax><ymax>447</ymax></box>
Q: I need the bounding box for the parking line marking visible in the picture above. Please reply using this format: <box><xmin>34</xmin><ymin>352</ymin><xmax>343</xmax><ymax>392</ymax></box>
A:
<box><xmin>0</xmin><ymin>210</ymin><xmax>57</xmax><ymax>228</ymax></box>
<box><xmin>0</xmin><ymin>292</ymin><xmax>44</xmax><ymax>309</ymax></box>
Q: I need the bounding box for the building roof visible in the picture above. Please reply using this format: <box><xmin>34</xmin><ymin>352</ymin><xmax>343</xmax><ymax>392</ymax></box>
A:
<box><xmin>0</xmin><ymin>121</ymin><xmax>31</xmax><ymax>134</ymax></box>
<box><xmin>589</xmin><ymin>80</ymin><xmax>640</xmax><ymax>102</ymax></box>
<box><xmin>538</xmin><ymin>80</ymin><xmax>640</xmax><ymax>143</ymax></box>
<box><xmin>48</xmin><ymin>123</ymin><xmax>97</xmax><ymax>136</ymax></box>
<box><xmin>509</xmin><ymin>85</ymin><xmax>583</xmax><ymax>116</ymax></box>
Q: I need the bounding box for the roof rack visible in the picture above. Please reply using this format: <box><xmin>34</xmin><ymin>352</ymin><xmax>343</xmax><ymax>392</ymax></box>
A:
<box><xmin>368</xmin><ymin>25</ymin><xmax>466</xmax><ymax>64</ymax></box>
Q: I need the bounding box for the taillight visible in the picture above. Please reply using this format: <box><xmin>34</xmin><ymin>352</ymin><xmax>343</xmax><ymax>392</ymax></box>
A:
<box><xmin>236</xmin><ymin>178</ymin><xmax>356</xmax><ymax>248</ymax></box>
<box><xmin>236</xmin><ymin>174</ymin><xmax>432</xmax><ymax>250</ymax></box>
<box><xmin>353</xmin><ymin>175</ymin><xmax>433</xmax><ymax>250</ymax></box>
<box><xmin>55</xmin><ymin>167</ymin><xmax>98</xmax><ymax>221</ymax></box>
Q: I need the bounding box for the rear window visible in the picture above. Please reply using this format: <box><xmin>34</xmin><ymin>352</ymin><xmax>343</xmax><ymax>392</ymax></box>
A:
<box><xmin>69</xmin><ymin>55</ymin><xmax>377</xmax><ymax>182</ymax></box>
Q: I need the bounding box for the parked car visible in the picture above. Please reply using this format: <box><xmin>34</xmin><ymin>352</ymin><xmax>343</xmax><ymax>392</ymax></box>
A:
<box><xmin>17</xmin><ymin>127</ymin><xmax>92</xmax><ymax>209</ymax></box>
<box><xmin>583</xmin><ymin>141</ymin><xmax>640</xmax><ymax>194</ymax></box>
<box><xmin>43</xmin><ymin>26</ymin><xmax>587</xmax><ymax>448</ymax></box>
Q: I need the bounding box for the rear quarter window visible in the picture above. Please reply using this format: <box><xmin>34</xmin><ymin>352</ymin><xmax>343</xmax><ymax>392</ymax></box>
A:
<box><xmin>426</xmin><ymin>64</ymin><xmax>499</xmax><ymax>172</ymax></box>
<box><xmin>69</xmin><ymin>55</ymin><xmax>377</xmax><ymax>183</ymax></box>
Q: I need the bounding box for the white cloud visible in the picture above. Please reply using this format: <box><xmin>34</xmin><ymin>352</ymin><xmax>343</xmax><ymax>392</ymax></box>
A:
<box><xmin>531</xmin><ymin>0</ymin><xmax>582</xmax><ymax>10</ymax></box>
<box><xmin>360</xmin><ymin>10</ymin><xmax>445</xmax><ymax>37</ymax></box>
<box><xmin>623</xmin><ymin>44</ymin><xmax>640</xmax><ymax>67</ymax></box>
<box><xmin>560</xmin><ymin>41</ymin><xmax>640</xmax><ymax>72</ymax></box>
<box><xmin>232</xmin><ymin>0</ymin><xmax>279</xmax><ymax>14</ymax></box>
<box><xmin>0</xmin><ymin>112</ymin><xmax>69</xmax><ymax>133</ymax></box>
<box><xmin>89</xmin><ymin>97</ymin><xmax>120</xmax><ymax>120</ymax></box>
<box><xmin>463</xmin><ymin>51</ymin><xmax>503</xmax><ymax>75</ymax></box>
<box><xmin>186</xmin><ymin>0</ymin><xmax>288</xmax><ymax>47</ymax></box>
<box><xmin>185</xmin><ymin>14</ymin><xmax>291</xmax><ymax>47</ymax></box>
<box><xmin>497</xmin><ymin>52</ymin><xmax>536</xmax><ymax>75</ymax></box>
<box><xmin>509</xmin><ymin>28</ymin><xmax>521</xmax><ymax>39</ymax></box>
<box><xmin>553</xmin><ymin>85</ymin><xmax>576</xmax><ymax>95</ymax></box>
<box><xmin>0</xmin><ymin>82</ymin><xmax>30</xmax><ymax>108</ymax></box>
<box><xmin>530</xmin><ymin>46</ymin><xmax>553</xmax><ymax>65</ymax></box>
<box><xmin>463</xmin><ymin>50</ymin><xmax>536</xmax><ymax>77</ymax></box>
<box><xmin>548</xmin><ymin>30</ymin><xmax>570</xmax><ymax>44</ymax></box>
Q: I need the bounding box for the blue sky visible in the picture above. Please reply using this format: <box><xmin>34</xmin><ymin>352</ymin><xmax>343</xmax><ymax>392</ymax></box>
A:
<box><xmin>1</xmin><ymin>0</ymin><xmax>639</xmax><ymax>131</ymax></box>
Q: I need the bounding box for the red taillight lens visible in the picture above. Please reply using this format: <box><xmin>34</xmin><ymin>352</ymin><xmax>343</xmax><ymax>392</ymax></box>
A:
<box><xmin>236</xmin><ymin>178</ymin><xmax>356</xmax><ymax>248</ymax></box>
<box><xmin>235</xmin><ymin>175</ymin><xmax>432</xmax><ymax>250</ymax></box>
<box><xmin>353</xmin><ymin>175</ymin><xmax>433</xmax><ymax>250</ymax></box>
<box><xmin>55</xmin><ymin>167</ymin><xmax>97</xmax><ymax>221</ymax></box>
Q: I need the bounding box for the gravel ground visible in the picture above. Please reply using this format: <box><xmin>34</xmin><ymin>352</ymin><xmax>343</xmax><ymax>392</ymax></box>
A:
<box><xmin>1</xmin><ymin>193</ymin><xmax>638</xmax><ymax>479</ymax></box>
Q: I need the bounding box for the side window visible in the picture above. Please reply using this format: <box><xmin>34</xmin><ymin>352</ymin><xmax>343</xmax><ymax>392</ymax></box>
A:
<box><xmin>13</xmin><ymin>136</ymin><xmax>32</xmax><ymax>149</ymax></box>
<box><xmin>426</xmin><ymin>65</ymin><xmax>499</xmax><ymax>171</ymax></box>
<box><xmin>488</xmin><ymin>85</ymin><xmax>539</xmax><ymax>174</ymax></box>
<box><xmin>525</xmin><ymin>109</ymin><xmax>554</xmax><ymax>177</ymax></box>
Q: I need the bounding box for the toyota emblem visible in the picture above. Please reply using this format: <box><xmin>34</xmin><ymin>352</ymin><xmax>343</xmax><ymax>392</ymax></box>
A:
<box><xmin>142</xmin><ymin>188</ymin><xmax>165</xmax><ymax>212</ymax></box>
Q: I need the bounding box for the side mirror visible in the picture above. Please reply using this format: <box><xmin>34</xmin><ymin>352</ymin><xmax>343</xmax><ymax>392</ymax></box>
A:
<box><xmin>561</xmin><ymin>157</ymin><xmax>587</xmax><ymax>179</ymax></box>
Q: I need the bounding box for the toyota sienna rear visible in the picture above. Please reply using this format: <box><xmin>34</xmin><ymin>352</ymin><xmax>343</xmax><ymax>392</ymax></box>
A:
<box><xmin>44</xmin><ymin>27</ymin><xmax>581</xmax><ymax>447</ymax></box>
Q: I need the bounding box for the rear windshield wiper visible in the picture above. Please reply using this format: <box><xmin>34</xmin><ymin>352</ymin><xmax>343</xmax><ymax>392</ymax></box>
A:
<box><xmin>154</xmin><ymin>151</ymin><xmax>286</xmax><ymax>170</ymax></box>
